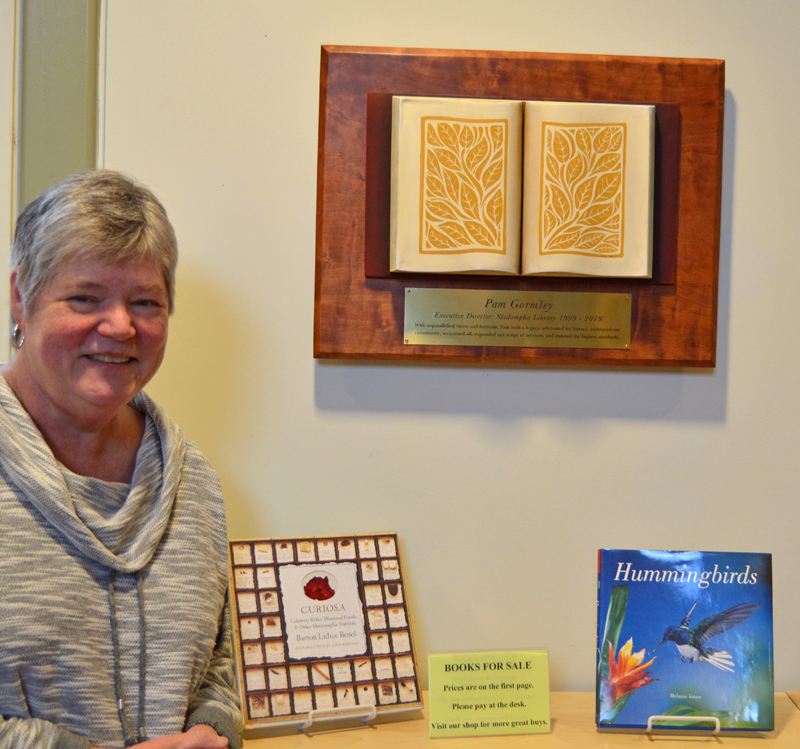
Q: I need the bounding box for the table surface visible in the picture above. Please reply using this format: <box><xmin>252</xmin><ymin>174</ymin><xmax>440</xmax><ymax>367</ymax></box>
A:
<box><xmin>243</xmin><ymin>691</ymin><xmax>800</xmax><ymax>747</ymax></box>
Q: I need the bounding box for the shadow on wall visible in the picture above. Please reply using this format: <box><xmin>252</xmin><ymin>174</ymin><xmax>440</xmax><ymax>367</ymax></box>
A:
<box><xmin>313</xmin><ymin>92</ymin><xmax>736</xmax><ymax>425</ymax></box>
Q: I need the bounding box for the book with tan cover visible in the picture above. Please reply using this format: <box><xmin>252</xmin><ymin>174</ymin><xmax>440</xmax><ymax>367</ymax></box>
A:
<box><xmin>390</xmin><ymin>96</ymin><xmax>654</xmax><ymax>277</ymax></box>
<box><xmin>229</xmin><ymin>533</ymin><xmax>422</xmax><ymax>729</ymax></box>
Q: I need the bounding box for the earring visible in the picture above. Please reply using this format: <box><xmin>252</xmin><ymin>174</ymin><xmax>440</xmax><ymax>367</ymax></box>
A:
<box><xmin>11</xmin><ymin>324</ymin><xmax>24</xmax><ymax>350</ymax></box>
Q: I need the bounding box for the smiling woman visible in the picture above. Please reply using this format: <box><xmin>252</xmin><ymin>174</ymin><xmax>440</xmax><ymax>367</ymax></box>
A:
<box><xmin>5</xmin><ymin>255</ymin><xmax>170</xmax><ymax>482</ymax></box>
<box><xmin>4</xmin><ymin>171</ymin><xmax>177</xmax><ymax>483</ymax></box>
<box><xmin>0</xmin><ymin>172</ymin><xmax>242</xmax><ymax>749</ymax></box>
<box><xmin>5</xmin><ymin>255</ymin><xmax>170</xmax><ymax>481</ymax></box>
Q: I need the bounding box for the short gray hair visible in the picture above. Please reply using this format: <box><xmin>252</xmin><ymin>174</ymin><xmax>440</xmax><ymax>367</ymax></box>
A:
<box><xmin>11</xmin><ymin>170</ymin><xmax>178</xmax><ymax>315</ymax></box>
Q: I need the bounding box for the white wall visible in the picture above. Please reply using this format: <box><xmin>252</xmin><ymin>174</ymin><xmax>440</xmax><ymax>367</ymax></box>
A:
<box><xmin>100</xmin><ymin>0</ymin><xmax>800</xmax><ymax>692</ymax></box>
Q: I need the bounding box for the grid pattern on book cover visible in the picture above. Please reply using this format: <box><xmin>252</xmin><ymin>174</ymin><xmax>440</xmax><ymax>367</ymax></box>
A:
<box><xmin>229</xmin><ymin>534</ymin><xmax>421</xmax><ymax>725</ymax></box>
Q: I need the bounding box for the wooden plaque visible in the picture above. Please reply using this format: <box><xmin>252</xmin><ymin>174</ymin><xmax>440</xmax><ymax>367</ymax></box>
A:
<box><xmin>314</xmin><ymin>46</ymin><xmax>724</xmax><ymax>367</ymax></box>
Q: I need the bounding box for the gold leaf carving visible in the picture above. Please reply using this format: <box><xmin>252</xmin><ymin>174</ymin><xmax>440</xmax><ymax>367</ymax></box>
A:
<box><xmin>548</xmin><ymin>184</ymin><xmax>571</xmax><ymax>224</ymax></box>
<box><xmin>420</xmin><ymin>116</ymin><xmax>509</xmax><ymax>253</ymax></box>
<box><xmin>540</xmin><ymin>122</ymin><xmax>625</xmax><ymax>256</ymax></box>
<box><xmin>487</xmin><ymin>190</ymin><xmax>503</xmax><ymax>228</ymax></box>
<box><xmin>465</xmin><ymin>138</ymin><xmax>490</xmax><ymax>175</ymax></box>
<box><xmin>553</xmin><ymin>130</ymin><xmax>572</xmax><ymax>163</ymax></box>
<box><xmin>547</xmin><ymin>228</ymin><xmax>583</xmax><ymax>250</ymax></box>
<box><xmin>426</xmin><ymin>149</ymin><xmax>441</xmax><ymax>178</ymax></box>
<box><xmin>593</xmin><ymin>172</ymin><xmax>621</xmax><ymax>204</ymax></box>
<box><xmin>594</xmin><ymin>241</ymin><xmax>620</xmax><ymax>254</ymax></box>
<box><xmin>491</xmin><ymin>125</ymin><xmax>504</xmax><ymax>150</ymax></box>
<box><xmin>576</xmin><ymin>128</ymin><xmax>592</xmax><ymax>155</ymax></box>
<box><xmin>593</xmin><ymin>152</ymin><xmax>621</xmax><ymax>174</ymax></box>
<box><xmin>426</xmin><ymin>199</ymin><xmax>461</xmax><ymax>222</ymax></box>
<box><xmin>434</xmin><ymin>148</ymin><xmax>462</xmax><ymax>173</ymax></box>
<box><xmin>465</xmin><ymin>220</ymin><xmax>496</xmax><ymax>247</ymax></box>
<box><xmin>437</xmin><ymin>220</ymin><xmax>474</xmax><ymax>246</ymax></box>
<box><xmin>438</xmin><ymin>122</ymin><xmax>459</xmax><ymax>151</ymax></box>
<box><xmin>546</xmin><ymin>153</ymin><xmax>560</xmax><ymax>180</ymax></box>
<box><xmin>443</xmin><ymin>170</ymin><xmax>460</xmax><ymax>201</ymax></box>
<box><xmin>574</xmin><ymin>177</ymin><xmax>596</xmax><ymax>212</ymax></box>
<box><xmin>593</xmin><ymin>127</ymin><xmax>613</xmax><ymax>153</ymax></box>
<box><xmin>575</xmin><ymin>231</ymin><xmax>606</xmax><ymax>250</ymax></box>
<box><xmin>482</xmin><ymin>158</ymin><xmax>503</xmax><ymax>190</ymax></box>
<box><xmin>543</xmin><ymin>208</ymin><xmax>557</xmax><ymax>237</ymax></box>
<box><xmin>579</xmin><ymin>201</ymin><xmax>615</xmax><ymax>227</ymax></box>
<box><xmin>460</xmin><ymin>182</ymin><xmax>480</xmax><ymax>219</ymax></box>
<box><xmin>565</xmin><ymin>154</ymin><xmax>585</xmax><ymax>186</ymax></box>
<box><xmin>427</xmin><ymin>123</ymin><xmax>442</xmax><ymax>148</ymax></box>
<box><xmin>425</xmin><ymin>174</ymin><xmax>447</xmax><ymax>200</ymax></box>
<box><xmin>427</xmin><ymin>225</ymin><xmax>458</xmax><ymax>248</ymax></box>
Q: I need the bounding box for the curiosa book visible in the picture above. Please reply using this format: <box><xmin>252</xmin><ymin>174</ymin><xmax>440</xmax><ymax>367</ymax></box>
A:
<box><xmin>596</xmin><ymin>549</ymin><xmax>774</xmax><ymax>733</ymax></box>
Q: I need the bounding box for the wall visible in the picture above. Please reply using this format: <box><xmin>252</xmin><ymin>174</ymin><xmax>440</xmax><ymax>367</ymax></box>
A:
<box><xmin>99</xmin><ymin>0</ymin><xmax>800</xmax><ymax>691</ymax></box>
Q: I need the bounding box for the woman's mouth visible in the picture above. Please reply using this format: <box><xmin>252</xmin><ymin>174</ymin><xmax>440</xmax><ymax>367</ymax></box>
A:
<box><xmin>86</xmin><ymin>354</ymin><xmax>133</xmax><ymax>364</ymax></box>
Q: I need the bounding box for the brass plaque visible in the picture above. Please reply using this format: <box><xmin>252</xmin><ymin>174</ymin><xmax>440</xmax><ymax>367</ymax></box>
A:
<box><xmin>404</xmin><ymin>288</ymin><xmax>630</xmax><ymax>349</ymax></box>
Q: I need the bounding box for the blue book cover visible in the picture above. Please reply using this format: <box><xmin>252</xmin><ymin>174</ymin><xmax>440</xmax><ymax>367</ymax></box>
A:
<box><xmin>596</xmin><ymin>549</ymin><xmax>774</xmax><ymax>732</ymax></box>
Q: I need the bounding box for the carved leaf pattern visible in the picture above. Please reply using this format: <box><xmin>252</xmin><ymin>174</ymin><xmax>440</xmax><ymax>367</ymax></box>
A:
<box><xmin>486</xmin><ymin>190</ymin><xmax>503</xmax><ymax>228</ymax></box>
<box><xmin>427</xmin><ymin>225</ymin><xmax>458</xmax><ymax>249</ymax></box>
<box><xmin>579</xmin><ymin>201</ymin><xmax>615</xmax><ymax>226</ymax></box>
<box><xmin>426</xmin><ymin>199</ymin><xmax>461</xmax><ymax>222</ymax></box>
<box><xmin>421</xmin><ymin>117</ymin><xmax>508</xmax><ymax>252</ymax></box>
<box><xmin>540</xmin><ymin>122</ymin><xmax>626</xmax><ymax>257</ymax></box>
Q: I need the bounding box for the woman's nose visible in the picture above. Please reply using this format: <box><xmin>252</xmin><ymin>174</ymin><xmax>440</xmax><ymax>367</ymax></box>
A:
<box><xmin>96</xmin><ymin>303</ymin><xmax>135</xmax><ymax>339</ymax></box>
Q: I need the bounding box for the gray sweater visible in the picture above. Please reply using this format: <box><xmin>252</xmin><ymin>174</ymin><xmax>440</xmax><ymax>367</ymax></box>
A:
<box><xmin>0</xmin><ymin>379</ymin><xmax>243</xmax><ymax>748</ymax></box>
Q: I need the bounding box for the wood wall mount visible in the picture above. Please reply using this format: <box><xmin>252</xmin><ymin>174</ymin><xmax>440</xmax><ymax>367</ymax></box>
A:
<box><xmin>314</xmin><ymin>46</ymin><xmax>724</xmax><ymax>367</ymax></box>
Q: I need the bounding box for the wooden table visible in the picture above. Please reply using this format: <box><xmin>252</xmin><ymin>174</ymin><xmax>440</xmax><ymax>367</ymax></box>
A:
<box><xmin>243</xmin><ymin>692</ymin><xmax>800</xmax><ymax>746</ymax></box>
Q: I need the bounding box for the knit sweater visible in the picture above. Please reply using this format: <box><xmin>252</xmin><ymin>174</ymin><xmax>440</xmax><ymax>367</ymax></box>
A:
<box><xmin>0</xmin><ymin>378</ymin><xmax>243</xmax><ymax>749</ymax></box>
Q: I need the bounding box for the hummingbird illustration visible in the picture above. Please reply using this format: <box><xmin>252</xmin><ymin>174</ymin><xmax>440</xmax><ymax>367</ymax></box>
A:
<box><xmin>653</xmin><ymin>600</ymin><xmax>760</xmax><ymax>672</ymax></box>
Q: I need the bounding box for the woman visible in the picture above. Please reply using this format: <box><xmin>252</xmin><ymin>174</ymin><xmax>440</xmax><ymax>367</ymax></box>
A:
<box><xmin>0</xmin><ymin>172</ymin><xmax>242</xmax><ymax>749</ymax></box>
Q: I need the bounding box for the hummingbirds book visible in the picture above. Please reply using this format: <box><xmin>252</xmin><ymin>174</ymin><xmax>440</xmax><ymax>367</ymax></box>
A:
<box><xmin>596</xmin><ymin>549</ymin><xmax>773</xmax><ymax>733</ymax></box>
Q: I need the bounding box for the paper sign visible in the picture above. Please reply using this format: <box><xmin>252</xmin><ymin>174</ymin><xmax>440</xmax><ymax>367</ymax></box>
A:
<box><xmin>428</xmin><ymin>650</ymin><xmax>550</xmax><ymax>737</ymax></box>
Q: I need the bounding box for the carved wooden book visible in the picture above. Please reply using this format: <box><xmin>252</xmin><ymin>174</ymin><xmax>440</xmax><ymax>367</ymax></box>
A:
<box><xmin>390</xmin><ymin>96</ymin><xmax>654</xmax><ymax>278</ymax></box>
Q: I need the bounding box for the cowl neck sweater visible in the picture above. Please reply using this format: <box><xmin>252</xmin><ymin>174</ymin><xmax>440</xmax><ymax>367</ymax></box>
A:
<box><xmin>0</xmin><ymin>378</ymin><xmax>242</xmax><ymax>749</ymax></box>
<box><xmin>0</xmin><ymin>377</ymin><xmax>182</xmax><ymax>573</ymax></box>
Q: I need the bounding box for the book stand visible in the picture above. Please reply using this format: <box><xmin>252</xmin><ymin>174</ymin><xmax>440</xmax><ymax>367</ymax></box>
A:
<box><xmin>314</xmin><ymin>46</ymin><xmax>725</xmax><ymax>367</ymax></box>
<box><xmin>646</xmin><ymin>714</ymin><xmax>721</xmax><ymax>734</ymax></box>
<box><xmin>299</xmin><ymin>705</ymin><xmax>377</xmax><ymax>731</ymax></box>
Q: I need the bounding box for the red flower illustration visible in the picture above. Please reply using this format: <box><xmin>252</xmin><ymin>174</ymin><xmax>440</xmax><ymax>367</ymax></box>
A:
<box><xmin>304</xmin><ymin>575</ymin><xmax>335</xmax><ymax>601</ymax></box>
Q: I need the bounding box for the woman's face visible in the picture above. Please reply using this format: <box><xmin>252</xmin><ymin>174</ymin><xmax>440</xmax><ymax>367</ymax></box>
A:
<box><xmin>12</xmin><ymin>255</ymin><xmax>169</xmax><ymax>425</ymax></box>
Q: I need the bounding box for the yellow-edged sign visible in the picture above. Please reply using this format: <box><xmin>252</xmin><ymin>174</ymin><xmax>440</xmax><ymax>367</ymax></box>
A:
<box><xmin>428</xmin><ymin>650</ymin><xmax>550</xmax><ymax>738</ymax></box>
